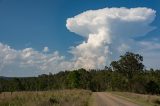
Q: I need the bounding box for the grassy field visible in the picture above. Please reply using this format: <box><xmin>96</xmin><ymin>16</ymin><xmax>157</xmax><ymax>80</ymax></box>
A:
<box><xmin>0</xmin><ymin>89</ymin><xmax>92</xmax><ymax>106</ymax></box>
<box><xmin>111</xmin><ymin>92</ymin><xmax>160</xmax><ymax>106</ymax></box>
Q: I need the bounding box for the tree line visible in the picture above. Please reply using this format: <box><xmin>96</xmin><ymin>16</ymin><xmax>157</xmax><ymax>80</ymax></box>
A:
<box><xmin>0</xmin><ymin>52</ymin><xmax>160</xmax><ymax>94</ymax></box>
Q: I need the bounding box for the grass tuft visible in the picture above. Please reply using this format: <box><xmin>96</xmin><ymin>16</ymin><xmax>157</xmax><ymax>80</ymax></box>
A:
<box><xmin>49</xmin><ymin>97</ymin><xmax>59</xmax><ymax>104</ymax></box>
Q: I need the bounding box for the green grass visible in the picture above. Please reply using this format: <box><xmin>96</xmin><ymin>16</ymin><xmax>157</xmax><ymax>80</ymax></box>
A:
<box><xmin>0</xmin><ymin>89</ymin><xmax>92</xmax><ymax>106</ymax></box>
<box><xmin>111</xmin><ymin>92</ymin><xmax>160</xmax><ymax>106</ymax></box>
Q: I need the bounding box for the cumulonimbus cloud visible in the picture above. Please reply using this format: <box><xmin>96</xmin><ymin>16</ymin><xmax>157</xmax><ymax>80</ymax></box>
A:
<box><xmin>0</xmin><ymin>7</ymin><xmax>159</xmax><ymax>76</ymax></box>
<box><xmin>66</xmin><ymin>7</ymin><xmax>156</xmax><ymax>69</ymax></box>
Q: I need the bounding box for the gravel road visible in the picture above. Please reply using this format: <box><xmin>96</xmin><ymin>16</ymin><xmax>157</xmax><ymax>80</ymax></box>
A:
<box><xmin>92</xmin><ymin>92</ymin><xmax>140</xmax><ymax>106</ymax></box>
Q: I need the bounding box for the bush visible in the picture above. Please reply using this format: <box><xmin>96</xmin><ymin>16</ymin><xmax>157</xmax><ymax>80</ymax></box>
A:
<box><xmin>145</xmin><ymin>81</ymin><xmax>159</xmax><ymax>94</ymax></box>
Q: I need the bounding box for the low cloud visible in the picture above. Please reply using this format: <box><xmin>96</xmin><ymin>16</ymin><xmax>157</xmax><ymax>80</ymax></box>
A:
<box><xmin>138</xmin><ymin>41</ymin><xmax>160</xmax><ymax>69</ymax></box>
<box><xmin>0</xmin><ymin>43</ymin><xmax>72</xmax><ymax>76</ymax></box>
<box><xmin>43</xmin><ymin>46</ymin><xmax>49</xmax><ymax>52</ymax></box>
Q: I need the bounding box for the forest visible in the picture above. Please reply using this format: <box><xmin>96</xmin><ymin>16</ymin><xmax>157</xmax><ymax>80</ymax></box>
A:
<box><xmin>0</xmin><ymin>52</ymin><xmax>160</xmax><ymax>95</ymax></box>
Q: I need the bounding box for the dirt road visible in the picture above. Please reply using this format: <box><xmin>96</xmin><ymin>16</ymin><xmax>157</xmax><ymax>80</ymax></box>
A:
<box><xmin>91</xmin><ymin>92</ymin><xmax>140</xmax><ymax>106</ymax></box>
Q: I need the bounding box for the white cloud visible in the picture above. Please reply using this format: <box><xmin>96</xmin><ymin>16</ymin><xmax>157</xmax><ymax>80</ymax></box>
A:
<box><xmin>0</xmin><ymin>7</ymin><xmax>159</xmax><ymax>76</ymax></box>
<box><xmin>66</xmin><ymin>7</ymin><xmax>156</xmax><ymax>69</ymax></box>
<box><xmin>139</xmin><ymin>41</ymin><xmax>160</xmax><ymax>51</ymax></box>
<box><xmin>43</xmin><ymin>46</ymin><xmax>49</xmax><ymax>52</ymax></box>
<box><xmin>0</xmin><ymin>43</ymin><xmax>73</xmax><ymax>77</ymax></box>
<box><xmin>137</xmin><ymin>41</ymin><xmax>160</xmax><ymax>69</ymax></box>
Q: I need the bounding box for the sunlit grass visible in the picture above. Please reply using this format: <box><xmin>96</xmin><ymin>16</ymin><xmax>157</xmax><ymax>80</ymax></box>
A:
<box><xmin>111</xmin><ymin>92</ymin><xmax>160</xmax><ymax>106</ymax></box>
<box><xmin>0</xmin><ymin>89</ymin><xmax>92</xmax><ymax>106</ymax></box>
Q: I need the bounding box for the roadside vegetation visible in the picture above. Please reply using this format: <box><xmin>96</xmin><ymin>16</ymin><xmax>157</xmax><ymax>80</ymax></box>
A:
<box><xmin>0</xmin><ymin>89</ymin><xmax>91</xmax><ymax>106</ymax></box>
<box><xmin>111</xmin><ymin>92</ymin><xmax>160</xmax><ymax>106</ymax></box>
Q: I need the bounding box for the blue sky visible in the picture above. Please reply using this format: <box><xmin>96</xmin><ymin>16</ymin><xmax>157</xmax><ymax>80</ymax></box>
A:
<box><xmin>0</xmin><ymin>0</ymin><xmax>160</xmax><ymax>76</ymax></box>
<box><xmin>0</xmin><ymin>0</ymin><xmax>159</xmax><ymax>53</ymax></box>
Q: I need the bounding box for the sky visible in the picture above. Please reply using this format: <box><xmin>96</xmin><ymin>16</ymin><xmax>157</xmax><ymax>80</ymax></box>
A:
<box><xmin>0</xmin><ymin>0</ymin><xmax>160</xmax><ymax>77</ymax></box>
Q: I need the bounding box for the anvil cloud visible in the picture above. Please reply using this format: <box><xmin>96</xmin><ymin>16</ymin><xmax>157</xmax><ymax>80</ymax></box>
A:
<box><xmin>66</xmin><ymin>7</ymin><xmax>156</xmax><ymax>69</ymax></box>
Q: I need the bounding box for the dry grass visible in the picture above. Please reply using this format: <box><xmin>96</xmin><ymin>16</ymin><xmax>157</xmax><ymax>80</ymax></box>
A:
<box><xmin>111</xmin><ymin>92</ymin><xmax>160</xmax><ymax>106</ymax></box>
<box><xmin>0</xmin><ymin>89</ymin><xmax>92</xmax><ymax>106</ymax></box>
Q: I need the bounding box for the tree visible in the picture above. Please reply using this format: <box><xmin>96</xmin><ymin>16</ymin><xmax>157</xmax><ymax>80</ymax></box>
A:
<box><xmin>67</xmin><ymin>71</ymin><xmax>80</xmax><ymax>88</ymax></box>
<box><xmin>110</xmin><ymin>52</ymin><xmax>144</xmax><ymax>79</ymax></box>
